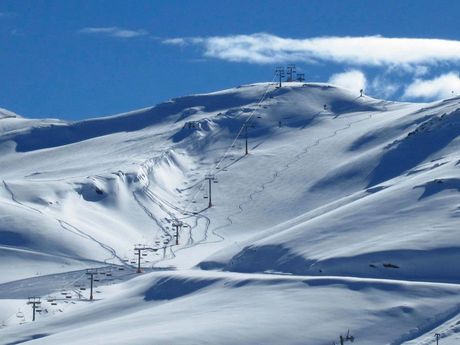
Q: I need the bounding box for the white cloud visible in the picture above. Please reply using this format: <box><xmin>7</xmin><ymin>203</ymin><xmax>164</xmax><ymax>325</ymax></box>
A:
<box><xmin>164</xmin><ymin>33</ymin><xmax>460</xmax><ymax>66</ymax></box>
<box><xmin>386</xmin><ymin>64</ymin><xmax>430</xmax><ymax>77</ymax></box>
<box><xmin>329</xmin><ymin>71</ymin><xmax>402</xmax><ymax>100</ymax></box>
<box><xmin>413</xmin><ymin>65</ymin><xmax>430</xmax><ymax>77</ymax></box>
<box><xmin>79</xmin><ymin>27</ymin><xmax>148</xmax><ymax>39</ymax></box>
<box><xmin>403</xmin><ymin>72</ymin><xmax>460</xmax><ymax>100</ymax></box>
<box><xmin>328</xmin><ymin>70</ymin><xmax>366</xmax><ymax>91</ymax></box>
<box><xmin>162</xmin><ymin>38</ymin><xmax>187</xmax><ymax>46</ymax></box>
<box><xmin>370</xmin><ymin>76</ymin><xmax>400</xmax><ymax>99</ymax></box>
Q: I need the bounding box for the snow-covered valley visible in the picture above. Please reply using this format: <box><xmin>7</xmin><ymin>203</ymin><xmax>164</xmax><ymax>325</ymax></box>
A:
<box><xmin>0</xmin><ymin>82</ymin><xmax>459</xmax><ymax>344</ymax></box>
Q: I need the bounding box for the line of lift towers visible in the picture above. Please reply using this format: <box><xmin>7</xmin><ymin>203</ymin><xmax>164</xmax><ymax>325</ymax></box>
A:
<box><xmin>23</xmin><ymin>65</ymin><xmax>302</xmax><ymax>317</ymax></box>
<box><xmin>276</xmin><ymin>64</ymin><xmax>305</xmax><ymax>88</ymax></box>
<box><xmin>130</xmin><ymin>65</ymin><xmax>305</xmax><ymax>275</ymax></box>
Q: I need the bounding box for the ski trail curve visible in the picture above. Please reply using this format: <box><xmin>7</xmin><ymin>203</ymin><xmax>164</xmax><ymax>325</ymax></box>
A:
<box><xmin>3</xmin><ymin>180</ymin><xmax>125</xmax><ymax>266</ymax></box>
<box><xmin>209</xmin><ymin>112</ymin><xmax>375</xmax><ymax>239</ymax></box>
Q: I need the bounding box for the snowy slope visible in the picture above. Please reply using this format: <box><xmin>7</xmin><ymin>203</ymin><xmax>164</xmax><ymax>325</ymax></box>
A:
<box><xmin>0</xmin><ymin>82</ymin><xmax>459</xmax><ymax>344</ymax></box>
<box><xmin>2</xmin><ymin>270</ymin><xmax>460</xmax><ymax>345</ymax></box>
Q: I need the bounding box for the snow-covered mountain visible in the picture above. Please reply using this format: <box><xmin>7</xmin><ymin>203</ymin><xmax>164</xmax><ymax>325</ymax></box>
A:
<box><xmin>0</xmin><ymin>82</ymin><xmax>459</xmax><ymax>344</ymax></box>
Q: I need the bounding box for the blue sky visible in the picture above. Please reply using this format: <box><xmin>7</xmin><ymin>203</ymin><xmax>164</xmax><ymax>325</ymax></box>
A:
<box><xmin>2</xmin><ymin>0</ymin><xmax>460</xmax><ymax>119</ymax></box>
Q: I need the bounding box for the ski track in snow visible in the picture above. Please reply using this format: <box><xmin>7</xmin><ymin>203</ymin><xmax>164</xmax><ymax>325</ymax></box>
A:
<box><xmin>129</xmin><ymin>83</ymin><xmax>277</xmax><ymax>265</ymax></box>
<box><xmin>132</xmin><ymin>150</ymin><xmax>205</xmax><ymax>262</ymax></box>
<box><xmin>141</xmin><ymin>173</ymin><xmax>221</xmax><ymax>263</ymax></box>
<box><xmin>3</xmin><ymin>180</ymin><xmax>124</xmax><ymax>266</ymax></box>
<box><xmin>2</xmin><ymin>180</ymin><xmax>44</xmax><ymax>215</ymax></box>
<box><xmin>56</xmin><ymin>220</ymin><xmax>125</xmax><ymax>265</ymax></box>
<box><xmin>130</xmin><ymin>145</ymin><xmax>218</xmax><ymax>264</ymax></box>
<box><xmin>139</xmin><ymin>93</ymin><xmax>382</xmax><ymax>262</ymax></box>
<box><xmin>208</xmin><ymin>110</ymin><xmax>376</xmax><ymax>243</ymax></box>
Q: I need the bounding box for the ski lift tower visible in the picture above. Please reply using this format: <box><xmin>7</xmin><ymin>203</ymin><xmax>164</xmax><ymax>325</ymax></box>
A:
<box><xmin>27</xmin><ymin>297</ymin><xmax>42</xmax><ymax>321</ymax></box>
<box><xmin>86</xmin><ymin>269</ymin><xmax>98</xmax><ymax>301</ymax></box>
<box><xmin>339</xmin><ymin>330</ymin><xmax>355</xmax><ymax>345</ymax></box>
<box><xmin>171</xmin><ymin>220</ymin><xmax>190</xmax><ymax>245</ymax></box>
<box><xmin>286</xmin><ymin>64</ymin><xmax>296</xmax><ymax>82</ymax></box>
<box><xmin>435</xmin><ymin>333</ymin><xmax>441</xmax><ymax>345</ymax></box>
<box><xmin>275</xmin><ymin>67</ymin><xmax>285</xmax><ymax>88</ymax></box>
<box><xmin>204</xmin><ymin>174</ymin><xmax>216</xmax><ymax>208</ymax></box>
<box><xmin>172</xmin><ymin>220</ymin><xmax>183</xmax><ymax>245</ymax></box>
<box><xmin>134</xmin><ymin>244</ymin><xmax>155</xmax><ymax>273</ymax></box>
<box><xmin>243</xmin><ymin>123</ymin><xmax>256</xmax><ymax>155</ymax></box>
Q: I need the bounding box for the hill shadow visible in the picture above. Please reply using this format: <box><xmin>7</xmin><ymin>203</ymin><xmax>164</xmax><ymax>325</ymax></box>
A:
<box><xmin>144</xmin><ymin>276</ymin><xmax>219</xmax><ymax>301</ymax></box>
<box><xmin>368</xmin><ymin>112</ymin><xmax>460</xmax><ymax>187</ymax></box>
<box><xmin>10</xmin><ymin>92</ymin><xmax>256</xmax><ymax>152</ymax></box>
<box><xmin>414</xmin><ymin>178</ymin><xmax>460</xmax><ymax>200</ymax></box>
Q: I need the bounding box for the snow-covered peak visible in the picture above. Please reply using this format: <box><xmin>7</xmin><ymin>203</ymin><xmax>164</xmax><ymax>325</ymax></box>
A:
<box><xmin>1</xmin><ymin>82</ymin><xmax>460</xmax><ymax>344</ymax></box>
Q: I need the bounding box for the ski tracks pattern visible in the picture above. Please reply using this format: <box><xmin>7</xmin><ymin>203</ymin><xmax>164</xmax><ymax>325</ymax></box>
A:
<box><xmin>209</xmin><ymin>112</ymin><xmax>375</xmax><ymax>239</ymax></box>
<box><xmin>2</xmin><ymin>180</ymin><xmax>123</xmax><ymax>265</ymax></box>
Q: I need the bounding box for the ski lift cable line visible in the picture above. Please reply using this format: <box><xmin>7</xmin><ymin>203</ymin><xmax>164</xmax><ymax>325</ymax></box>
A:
<box><xmin>2</xmin><ymin>270</ymin><xmax>88</xmax><ymax>327</ymax></box>
<box><xmin>204</xmin><ymin>104</ymin><xmax>380</xmax><ymax>245</ymax></box>
<box><xmin>180</xmin><ymin>79</ymin><xmax>276</xmax><ymax>217</ymax></box>
<box><xmin>179</xmin><ymin>77</ymin><xmax>277</xmax><ymax>216</ymax></box>
<box><xmin>172</xmin><ymin>79</ymin><xmax>277</xmax><ymax>245</ymax></box>
<box><xmin>136</xmin><ymin>76</ymin><xmax>277</xmax><ymax>225</ymax></box>
<box><xmin>134</xmin><ymin>76</ymin><xmax>277</xmax><ymax>265</ymax></box>
<box><xmin>211</xmin><ymin>76</ymin><xmax>277</xmax><ymax>173</ymax></box>
<box><xmin>213</xmin><ymin>77</ymin><xmax>277</xmax><ymax>173</ymax></box>
<box><xmin>1</xmin><ymin>307</ymin><xmax>25</xmax><ymax>327</ymax></box>
<box><xmin>113</xmin><ymin>85</ymin><xmax>380</xmax><ymax>274</ymax></box>
<box><xmin>61</xmin><ymin>272</ymin><xmax>87</xmax><ymax>290</ymax></box>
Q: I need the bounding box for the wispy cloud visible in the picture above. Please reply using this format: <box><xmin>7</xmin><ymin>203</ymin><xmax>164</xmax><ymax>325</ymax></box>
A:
<box><xmin>79</xmin><ymin>27</ymin><xmax>148</xmax><ymax>39</ymax></box>
<box><xmin>328</xmin><ymin>70</ymin><xmax>366</xmax><ymax>92</ymax></box>
<box><xmin>403</xmin><ymin>72</ymin><xmax>460</xmax><ymax>100</ymax></box>
<box><xmin>369</xmin><ymin>75</ymin><xmax>400</xmax><ymax>99</ymax></box>
<box><xmin>162</xmin><ymin>38</ymin><xmax>188</xmax><ymax>46</ymax></box>
<box><xmin>163</xmin><ymin>33</ymin><xmax>460</xmax><ymax>67</ymax></box>
<box><xmin>328</xmin><ymin>70</ymin><xmax>401</xmax><ymax>100</ymax></box>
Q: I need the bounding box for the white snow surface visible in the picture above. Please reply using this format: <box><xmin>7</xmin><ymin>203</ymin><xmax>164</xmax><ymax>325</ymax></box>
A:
<box><xmin>0</xmin><ymin>82</ymin><xmax>459</xmax><ymax>344</ymax></box>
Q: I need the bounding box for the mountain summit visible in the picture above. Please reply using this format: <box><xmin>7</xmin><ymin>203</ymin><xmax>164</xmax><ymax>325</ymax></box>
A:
<box><xmin>1</xmin><ymin>82</ymin><xmax>459</xmax><ymax>344</ymax></box>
